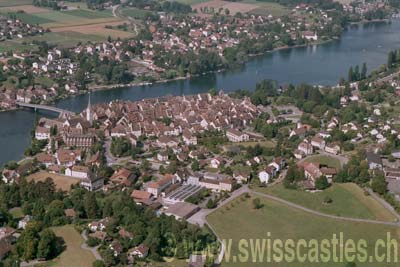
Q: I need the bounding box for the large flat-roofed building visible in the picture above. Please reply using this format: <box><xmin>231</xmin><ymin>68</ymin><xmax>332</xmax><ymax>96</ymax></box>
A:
<box><xmin>164</xmin><ymin>202</ymin><xmax>200</xmax><ymax>220</ymax></box>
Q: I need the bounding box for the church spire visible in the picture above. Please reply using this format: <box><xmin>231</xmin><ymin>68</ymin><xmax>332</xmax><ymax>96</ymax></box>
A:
<box><xmin>86</xmin><ymin>91</ymin><xmax>93</xmax><ymax>125</ymax></box>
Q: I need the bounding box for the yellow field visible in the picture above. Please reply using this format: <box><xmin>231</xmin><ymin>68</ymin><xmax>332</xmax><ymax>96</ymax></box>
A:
<box><xmin>51</xmin><ymin>20</ymin><xmax>135</xmax><ymax>39</ymax></box>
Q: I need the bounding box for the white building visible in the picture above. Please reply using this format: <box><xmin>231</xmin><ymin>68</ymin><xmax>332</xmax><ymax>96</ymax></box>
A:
<box><xmin>226</xmin><ymin>129</ymin><xmax>250</xmax><ymax>142</ymax></box>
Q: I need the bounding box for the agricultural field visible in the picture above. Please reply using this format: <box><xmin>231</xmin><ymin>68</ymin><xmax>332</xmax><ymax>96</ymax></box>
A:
<box><xmin>256</xmin><ymin>183</ymin><xmax>398</xmax><ymax>221</ymax></box>
<box><xmin>0</xmin><ymin>3</ymin><xmax>133</xmax><ymax>44</ymax></box>
<box><xmin>48</xmin><ymin>225</ymin><xmax>96</xmax><ymax>267</ymax></box>
<box><xmin>191</xmin><ymin>0</ymin><xmax>289</xmax><ymax>17</ymax></box>
<box><xmin>208</xmin><ymin>194</ymin><xmax>400</xmax><ymax>267</ymax></box>
<box><xmin>0</xmin><ymin>4</ymin><xmax>48</xmax><ymax>13</ymax></box>
<box><xmin>27</xmin><ymin>171</ymin><xmax>80</xmax><ymax>192</ymax></box>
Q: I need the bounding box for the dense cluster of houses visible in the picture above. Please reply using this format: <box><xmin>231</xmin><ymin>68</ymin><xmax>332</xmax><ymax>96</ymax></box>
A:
<box><xmin>342</xmin><ymin>0</ymin><xmax>388</xmax><ymax>16</ymax></box>
<box><xmin>0</xmin><ymin>15</ymin><xmax>45</xmax><ymax>40</ymax></box>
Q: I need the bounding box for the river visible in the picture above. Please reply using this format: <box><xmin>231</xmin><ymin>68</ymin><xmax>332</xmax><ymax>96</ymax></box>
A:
<box><xmin>1</xmin><ymin>20</ymin><xmax>400</xmax><ymax>166</ymax></box>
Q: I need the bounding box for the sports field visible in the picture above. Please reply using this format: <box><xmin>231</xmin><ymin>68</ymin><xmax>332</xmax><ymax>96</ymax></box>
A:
<box><xmin>208</xmin><ymin>194</ymin><xmax>400</xmax><ymax>267</ymax></box>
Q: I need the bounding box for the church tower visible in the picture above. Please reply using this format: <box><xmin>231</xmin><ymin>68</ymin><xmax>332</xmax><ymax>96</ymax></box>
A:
<box><xmin>86</xmin><ymin>91</ymin><xmax>93</xmax><ymax>125</ymax></box>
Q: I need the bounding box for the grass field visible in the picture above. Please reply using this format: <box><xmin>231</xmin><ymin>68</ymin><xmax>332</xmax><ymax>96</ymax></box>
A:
<box><xmin>63</xmin><ymin>9</ymin><xmax>113</xmax><ymax>19</ymax></box>
<box><xmin>235</xmin><ymin>140</ymin><xmax>276</xmax><ymax>148</ymax></box>
<box><xmin>244</xmin><ymin>0</ymin><xmax>290</xmax><ymax>17</ymax></box>
<box><xmin>48</xmin><ymin>225</ymin><xmax>95</xmax><ymax>267</ymax></box>
<box><xmin>0</xmin><ymin>40</ymin><xmax>37</xmax><ymax>52</ymax></box>
<box><xmin>0</xmin><ymin>31</ymin><xmax>103</xmax><ymax>52</ymax></box>
<box><xmin>0</xmin><ymin>11</ymin><xmax>55</xmax><ymax>24</ymax></box>
<box><xmin>256</xmin><ymin>183</ymin><xmax>398</xmax><ymax>221</ymax></box>
<box><xmin>0</xmin><ymin>0</ymin><xmax>32</xmax><ymax>7</ymax></box>
<box><xmin>27</xmin><ymin>171</ymin><xmax>80</xmax><ymax>192</ymax></box>
<box><xmin>303</xmin><ymin>154</ymin><xmax>342</xmax><ymax>169</ymax></box>
<box><xmin>207</xmin><ymin>194</ymin><xmax>400</xmax><ymax>267</ymax></box>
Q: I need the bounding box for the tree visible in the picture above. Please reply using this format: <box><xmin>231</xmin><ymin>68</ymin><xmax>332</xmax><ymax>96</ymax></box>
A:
<box><xmin>348</xmin><ymin>66</ymin><xmax>353</xmax><ymax>82</ymax></box>
<box><xmin>371</xmin><ymin>174</ymin><xmax>387</xmax><ymax>195</ymax></box>
<box><xmin>92</xmin><ymin>260</ymin><xmax>106</xmax><ymax>267</ymax></box>
<box><xmin>388</xmin><ymin>51</ymin><xmax>395</xmax><ymax>69</ymax></box>
<box><xmin>37</xmin><ymin>229</ymin><xmax>59</xmax><ymax>260</ymax></box>
<box><xmin>323</xmin><ymin>196</ymin><xmax>333</xmax><ymax>204</ymax></box>
<box><xmin>361</xmin><ymin>63</ymin><xmax>367</xmax><ymax>80</ymax></box>
<box><xmin>252</xmin><ymin>198</ymin><xmax>263</xmax><ymax>209</ymax></box>
<box><xmin>191</xmin><ymin>160</ymin><xmax>200</xmax><ymax>171</ymax></box>
<box><xmin>84</xmin><ymin>192</ymin><xmax>98</xmax><ymax>219</ymax></box>
<box><xmin>206</xmin><ymin>198</ymin><xmax>216</xmax><ymax>209</ymax></box>
<box><xmin>315</xmin><ymin>176</ymin><xmax>330</xmax><ymax>190</ymax></box>
<box><xmin>283</xmin><ymin>164</ymin><xmax>305</xmax><ymax>189</ymax></box>
<box><xmin>110</xmin><ymin>137</ymin><xmax>132</xmax><ymax>157</ymax></box>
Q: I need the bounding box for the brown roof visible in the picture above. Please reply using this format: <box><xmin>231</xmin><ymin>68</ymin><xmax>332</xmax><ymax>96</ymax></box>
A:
<box><xmin>36</xmin><ymin>153</ymin><xmax>54</xmax><ymax>164</ymax></box>
<box><xmin>131</xmin><ymin>190</ymin><xmax>152</xmax><ymax>200</ymax></box>
<box><xmin>110</xmin><ymin>168</ymin><xmax>134</xmax><ymax>186</ymax></box>
<box><xmin>72</xmin><ymin>165</ymin><xmax>89</xmax><ymax>173</ymax></box>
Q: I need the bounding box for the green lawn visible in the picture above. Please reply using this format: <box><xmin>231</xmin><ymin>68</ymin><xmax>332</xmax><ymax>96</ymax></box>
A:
<box><xmin>303</xmin><ymin>154</ymin><xmax>342</xmax><ymax>170</ymax></box>
<box><xmin>207</xmin><ymin>194</ymin><xmax>400</xmax><ymax>267</ymax></box>
<box><xmin>256</xmin><ymin>183</ymin><xmax>397</xmax><ymax>222</ymax></box>
<box><xmin>0</xmin><ymin>0</ymin><xmax>32</xmax><ymax>7</ymax></box>
<box><xmin>47</xmin><ymin>225</ymin><xmax>95</xmax><ymax>267</ymax></box>
<box><xmin>35</xmin><ymin>76</ymin><xmax>55</xmax><ymax>87</ymax></box>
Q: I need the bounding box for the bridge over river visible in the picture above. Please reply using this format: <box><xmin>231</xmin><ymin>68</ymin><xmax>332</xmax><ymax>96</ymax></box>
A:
<box><xmin>16</xmin><ymin>102</ymin><xmax>75</xmax><ymax>116</ymax></box>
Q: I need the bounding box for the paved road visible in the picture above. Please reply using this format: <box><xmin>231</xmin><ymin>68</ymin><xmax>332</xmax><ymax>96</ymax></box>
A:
<box><xmin>112</xmin><ymin>4</ymin><xmax>120</xmax><ymax>18</ymax></box>
<box><xmin>187</xmin><ymin>185</ymin><xmax>250</xmax><ymax>265</ymax></box>
<box><xmin>81</xmin><ymin>230</ymin><xmax>103</xmax><ymax>260</ymax></box>
<box><xmin>366</xmin><ymin>188</ymin><xmax>400</xmax><ymax>222</ymax></box>
<box><xmin>188</xmin><ymin>185</ymin><xmax>250</xmax><ymax>227</ymax></box>
<box><xmin>251</xmin><ymin>190</ymin><xmax>400</xmax><ymax>227</ymax></box>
